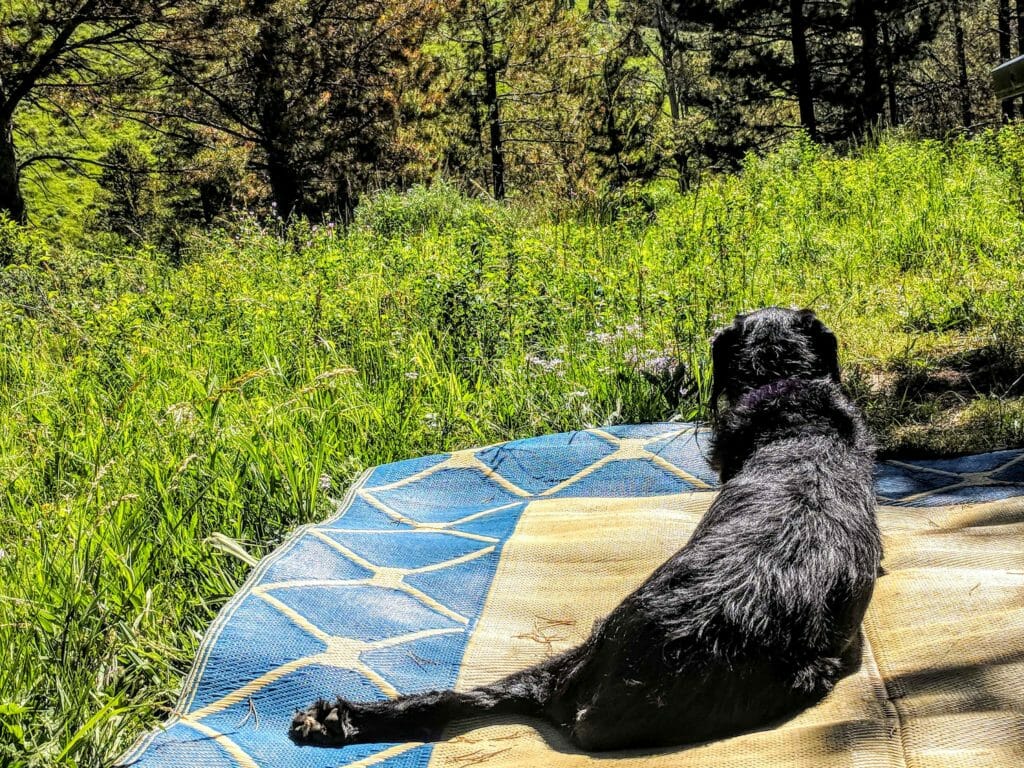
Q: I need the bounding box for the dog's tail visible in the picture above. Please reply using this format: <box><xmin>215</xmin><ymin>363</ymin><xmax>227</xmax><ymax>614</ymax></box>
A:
<box><xmin>290</xmin><ymin>653</ymin><xmax>572</xmax><ymax>746</ymax></box>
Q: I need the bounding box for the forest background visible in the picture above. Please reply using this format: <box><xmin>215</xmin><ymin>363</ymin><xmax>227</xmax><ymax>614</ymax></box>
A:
<box><xmin>3</xmin><ymin>0</ymin><xmax>1023</xmax><ymax>232</ymax></box>
<box><xmin>4</xmin><ymin>2</ymin><xmax>1024</xmax><ymax>767</ymax></box>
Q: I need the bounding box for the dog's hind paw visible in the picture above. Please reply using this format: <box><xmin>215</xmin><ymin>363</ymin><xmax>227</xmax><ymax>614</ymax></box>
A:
<box><xmin>792</xmin><ymin>656</ymin><xmax>843</xmax><ymax>696</ymax></box>
<box><xmin>289</xmin><ymin>698</ymin><xmax>358</xmax><ymax>746</ymax></box>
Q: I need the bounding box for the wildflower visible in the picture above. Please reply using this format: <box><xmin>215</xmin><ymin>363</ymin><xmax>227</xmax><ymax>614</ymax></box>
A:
<box><xmin>587</xmin><ymin>321</ymin><xmax>641</xmax><ymax>344</ymax></box>
<box><xmin>404</xmin><ymin>371</ymin><xmax>420</xmax><ymax>380</ymax></box>
<box><xmin>525</xmin><ymin>354</ymin><xmax>563</xmax><ymax>373</ymax></box>
<box><xmin>638</xmin><ymin>354</ymin><xmax>675</xmax><ymax>374</ymax></box>
<box><xmin>318</xmin><ymin>474</ymin><xmax>332</xmax><ymax>492</ymax></box>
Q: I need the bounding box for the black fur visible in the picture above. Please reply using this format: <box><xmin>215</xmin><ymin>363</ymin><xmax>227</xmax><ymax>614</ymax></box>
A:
<box><xmin>289</xmin><ymin>307</ymin><xmax>881</xmax><ymax>751</ymax></box>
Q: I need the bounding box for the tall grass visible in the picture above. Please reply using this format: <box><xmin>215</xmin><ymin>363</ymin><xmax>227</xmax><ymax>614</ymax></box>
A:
<box><xmin>3</xmin><ymin>130</ymin><xmax>1024</xmax><ymax>766</ymax></box>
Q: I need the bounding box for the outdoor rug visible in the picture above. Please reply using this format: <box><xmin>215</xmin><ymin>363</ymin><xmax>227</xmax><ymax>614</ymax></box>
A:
<box><xmin>118</xmin><ymin>422</ymin><xmax>1024</xmax><ymax>768</ymax></box>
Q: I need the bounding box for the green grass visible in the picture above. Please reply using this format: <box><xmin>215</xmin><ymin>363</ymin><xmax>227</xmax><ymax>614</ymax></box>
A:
<box><xmin>15</xmin><ymin>98</ymin><xmax>154</xmax><ymax>242</ymax></box>
<box><xmin>3</xmin><ymin>130</ymin><xmax>1024</xmax><ymax>766</ymax></box>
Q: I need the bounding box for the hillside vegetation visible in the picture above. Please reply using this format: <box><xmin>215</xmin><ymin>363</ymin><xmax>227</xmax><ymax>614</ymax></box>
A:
<box><xmin>2</xmin><ymin>133</ymin><xmax>1024</xmax><ymax>766</ymax></box>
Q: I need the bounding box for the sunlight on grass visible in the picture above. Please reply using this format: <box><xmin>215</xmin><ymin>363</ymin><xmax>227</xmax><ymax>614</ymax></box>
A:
<box><xmin>2</xmin><ymin>130</ymin><xmax>1024</xmax><ymax>766</ymax></box>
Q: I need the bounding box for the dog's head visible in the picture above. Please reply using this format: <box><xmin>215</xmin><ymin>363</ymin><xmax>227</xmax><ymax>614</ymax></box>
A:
<box><xmin>710</xmin><ymin>307</ymin><xmax>840</xmax><ymax>409</ymax></box>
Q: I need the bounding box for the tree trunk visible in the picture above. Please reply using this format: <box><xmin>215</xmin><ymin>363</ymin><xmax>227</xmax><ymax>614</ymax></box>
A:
<box><xmin>0</xmin><ymin>118</ymin><xmax>26</xmax><ymax>224</ymax></box>
<box><xmin>251</xmin><ymin>1</ymin><xmax>302</xmax><ymax>218</ymax></box>
<box><xmin>853</xmin><ymin>0</ymin><xmax>885</xmax><ymax>133</ymax></box>
<box><xmin>603</xmin><ymin>73</ymin><xmax>626</xmax><ymax>189</ymax></box>
<box><xmin>951</xmin><ymin>0</ymin><xmax>972</xmax><ymax>128</ymax></box>
<box><xmin>788</xmin><ymin>0</ymin><xmax>818</xmax><ymax>140</ymax></box>
<box><xmin>1017</xmin><ymin>0</ymin><xmax>1024</xmax><ymax>55</ymax></box>
<box><xmin>480</xmin><ymin>17</ymin><xmax>505</xmax><ymax>201</ymax></box>
<box><xmin>337</xmin><ymin>174</ymin><xmax>356</xmax><ymax>224</ymax></box>
<box><xmin>1000</xmin><ymin>0</ymin><xmax>1016</xmax><ymax>120</ymax></box>
<box><xmin>1016</xmin><ymin>0</ymin><xmax>1024</xmax><ymax>114</ymax></box>
<box><xmin>655</xmin><ymin>9</ymin><xmax>690</xmax><ymax>192</ymax></box>
<box><xmin>882</xmin><ymin>21</ymin><xmax>899</xmax><ymax>125</ymax></box>
<box><xmin>264</xmin><ymin>145</ymin><xmax>302</xmax><ymax>219</ymax></box>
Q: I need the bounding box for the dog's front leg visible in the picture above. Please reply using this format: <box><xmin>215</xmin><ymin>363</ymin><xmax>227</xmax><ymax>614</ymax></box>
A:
<box><xmin>290</xmin><ymin>689</ymin><xmax>476</xmax><ymax>746</ymax></box>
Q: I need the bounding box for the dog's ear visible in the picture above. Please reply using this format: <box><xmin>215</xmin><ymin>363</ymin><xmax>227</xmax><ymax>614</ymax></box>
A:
<box><xmin>798</xmin><ymin>309</ymin><xmax>841</xmax><ymax>383</ymax></box>
<box><xmin>710</xmin><ymin>318</ymin><xmax>743</xmax><ymax>412</ymax></box>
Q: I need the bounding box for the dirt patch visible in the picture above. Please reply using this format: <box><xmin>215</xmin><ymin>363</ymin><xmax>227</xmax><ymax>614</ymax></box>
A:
<box><xmin>848</xmin><ymin>340</ymin><xmax>1024</xmax><ymax>458</ymax></box>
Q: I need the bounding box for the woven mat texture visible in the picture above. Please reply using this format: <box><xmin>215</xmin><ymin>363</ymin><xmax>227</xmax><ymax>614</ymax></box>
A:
<box><xmin>118</xmin><ymin>423</ymin><xmax>1024</xmax><ymax>768</ymax></box>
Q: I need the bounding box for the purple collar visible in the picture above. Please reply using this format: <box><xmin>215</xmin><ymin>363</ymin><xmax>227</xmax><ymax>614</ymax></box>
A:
<box><xmin>738</xmin><ymin>378</ymin><xmax>810</xmax><ymax>408</ymax></box>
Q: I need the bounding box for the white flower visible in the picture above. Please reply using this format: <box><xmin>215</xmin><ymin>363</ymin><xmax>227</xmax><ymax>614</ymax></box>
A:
<box><xmin>318</xmin><ymin>474</ymin><xmax>332</xmax><ymax>492</ymax></box>
<box><xmin>586</xmin><ymin>330</ymin><xmax>615</xmax><ymax>345</ymax></box>
<box><xmin>634</xmin><ymin>352</ymin><xmax>674</xmax><ymax>372</ymax></box>
<box><xmin>525</xmin><ymin>354</ymin><xmax>563</xmax><ymax>372</ymax></box>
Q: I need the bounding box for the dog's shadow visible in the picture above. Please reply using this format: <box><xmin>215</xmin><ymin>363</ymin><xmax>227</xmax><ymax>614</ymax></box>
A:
<box><xmin>442</xmin><ymin>715</ymin><xmax>682</xmax><ymax>759</ymax></box>
<box><xmin>439</xmin><ymin>706</ymin><xmax>820</xmax><ymax>760</ymax></box>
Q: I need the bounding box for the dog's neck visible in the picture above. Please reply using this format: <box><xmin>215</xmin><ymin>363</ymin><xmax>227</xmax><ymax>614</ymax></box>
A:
<box><xmin>710</xmin><ymin>377</ymin><xmax>866</xmax><ymax>483</ymax></box>
<box><xmin>737</xmin><ymin>378</ymin><xmax>810</xmax><ymax>409</ymax></box>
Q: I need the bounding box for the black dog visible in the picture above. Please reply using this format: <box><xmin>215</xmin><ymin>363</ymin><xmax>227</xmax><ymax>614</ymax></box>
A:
<box><xmin>290</xmin><ymin>307</ymin><xmax>881</xmax><ymax>750</ymax></box>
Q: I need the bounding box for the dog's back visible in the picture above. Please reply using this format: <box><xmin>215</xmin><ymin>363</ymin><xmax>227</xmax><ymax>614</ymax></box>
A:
<box><xmin>699</xmin><ymin>379</ymin><xmax>879</xmax><ymax>726</ymax></box>
<box><xmin>553</xmin><ymin>377</ymin><xmax>880</xmax><ymax>748</ymax></box>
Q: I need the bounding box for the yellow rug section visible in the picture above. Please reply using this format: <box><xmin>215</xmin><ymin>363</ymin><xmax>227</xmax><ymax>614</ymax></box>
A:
<box><xmin>429</xmin><ymin>493</ymin><xmax>1024</xmax><ymax>768</ymax></box>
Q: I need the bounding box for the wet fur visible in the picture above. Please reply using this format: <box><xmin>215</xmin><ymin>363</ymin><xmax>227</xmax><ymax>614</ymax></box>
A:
<box><xmin>290</xmin><ymin>307</ymin><xmax>882</xmax><ymax>751</ymax></box>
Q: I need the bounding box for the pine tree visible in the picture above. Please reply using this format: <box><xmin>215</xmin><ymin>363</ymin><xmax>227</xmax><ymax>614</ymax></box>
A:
<box><xmin>686</xmin><ymin>0</ymin><xmax>944</xmax><ymax>143</ymax></box>
<box><xmin>584</xmin><ymin>21</ymin><xmax>663</xmax><ymax>189</ymax></box>
<box><xmin>424</xmin><ymin>1</ymin><xmax>593</xmax><ymax>199</ymax></box>
<box><xmin>154</xmin><ymin>0</ymin><xmax>438</xmax><ymax>219</ymax></box>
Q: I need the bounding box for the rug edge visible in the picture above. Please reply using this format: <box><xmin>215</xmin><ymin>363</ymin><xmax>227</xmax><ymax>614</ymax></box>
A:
<box><xmin>114</xmin><ymin>466</ymin><xmax>376</xmax><ymax>767</ymax></box>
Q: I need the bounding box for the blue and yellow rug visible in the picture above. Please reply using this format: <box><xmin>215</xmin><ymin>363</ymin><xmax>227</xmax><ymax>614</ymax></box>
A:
<box><xmin>119</xmin><ymin>423</ymin><xmax>1024</xmax><ymax>768</ymax></box>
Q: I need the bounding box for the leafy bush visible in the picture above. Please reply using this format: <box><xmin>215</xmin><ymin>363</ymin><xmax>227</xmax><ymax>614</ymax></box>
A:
<box><xmin>353</xmin><ymin>182</ymin><xmax>500</xmax><ymax>238</ymax></box>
